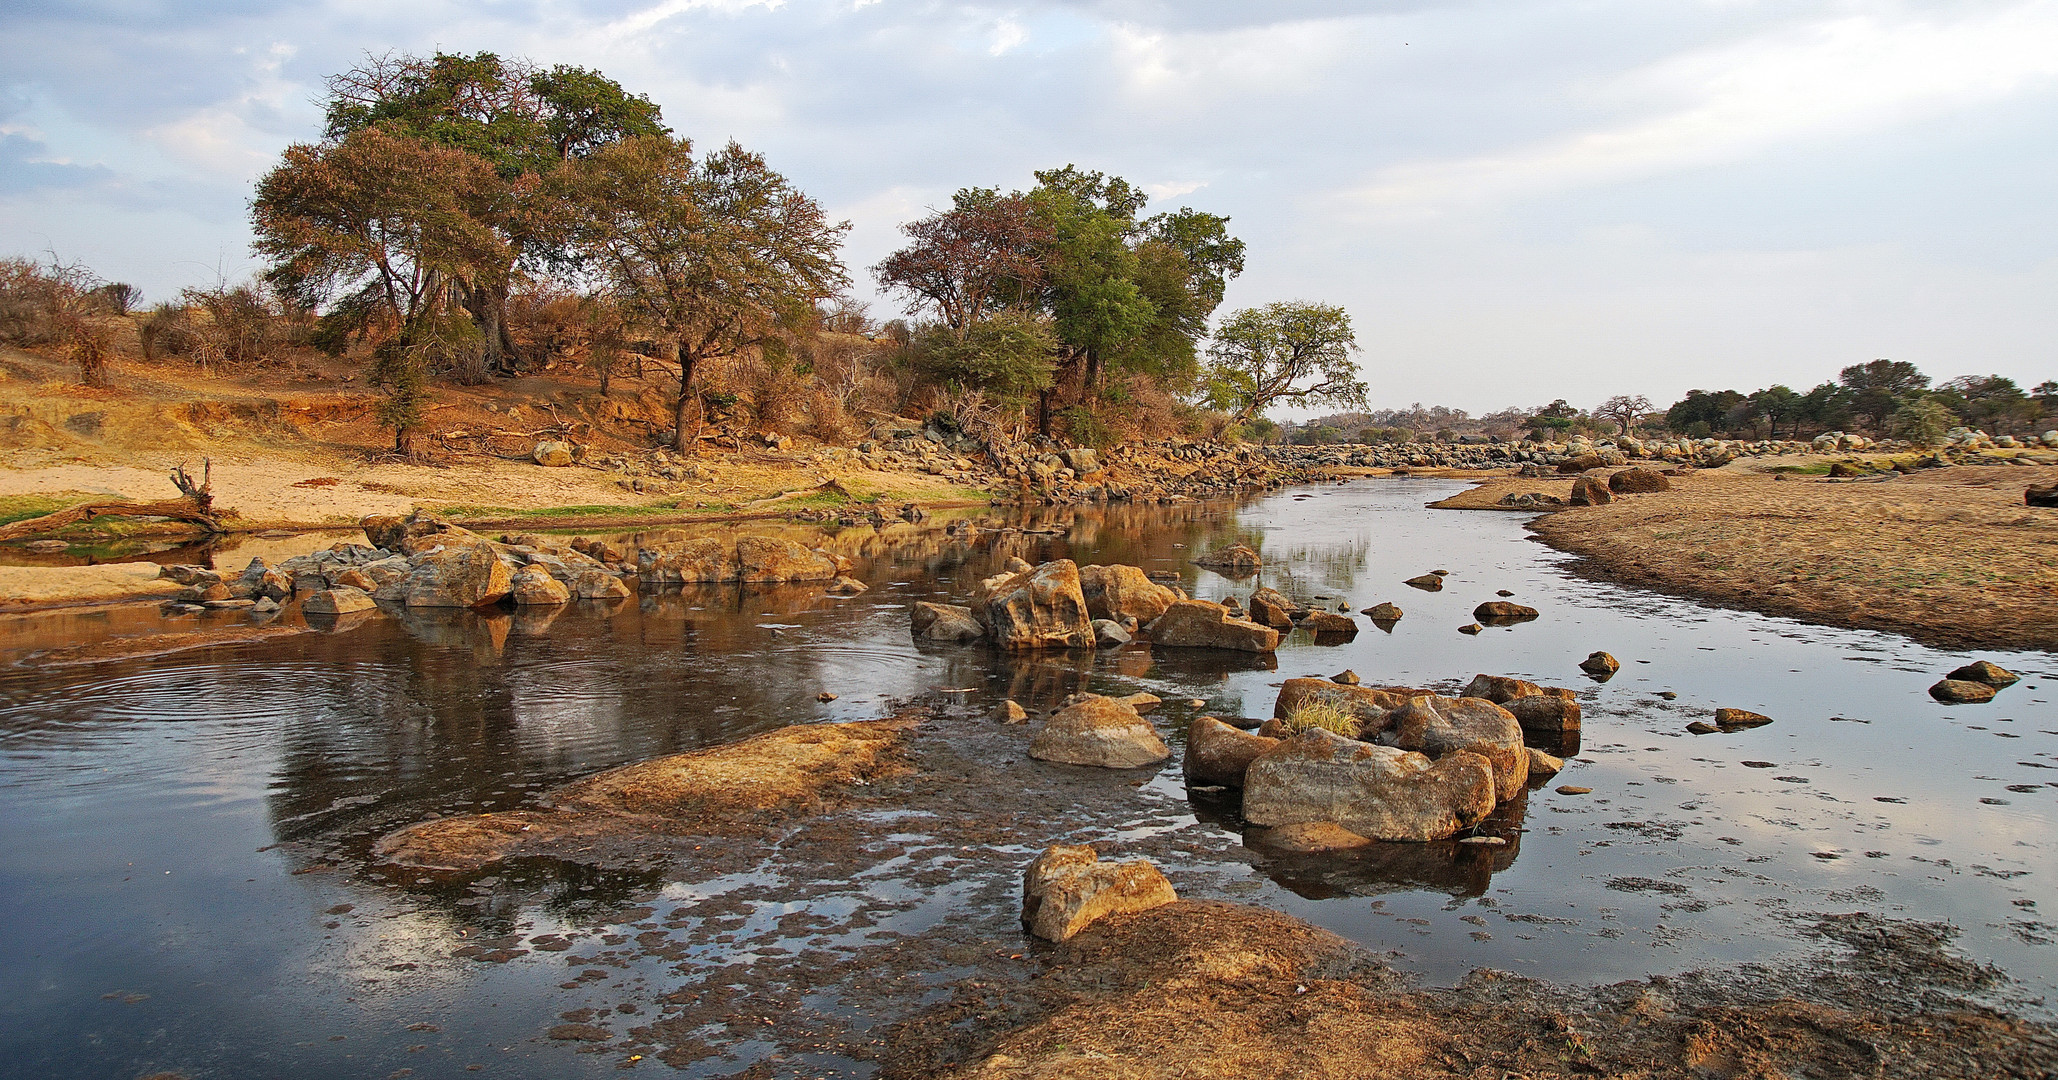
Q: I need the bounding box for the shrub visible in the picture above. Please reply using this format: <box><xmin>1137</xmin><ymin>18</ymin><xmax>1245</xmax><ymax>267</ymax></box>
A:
<box><xmin>0</xmin><ymin>257</ymin><xmax>66</xmax><ymax>347</ymax></box>
<box><xmin>1889</xmin><ymin>397</ymin><xmax>1957</xmax><ymax>447</ymax></box>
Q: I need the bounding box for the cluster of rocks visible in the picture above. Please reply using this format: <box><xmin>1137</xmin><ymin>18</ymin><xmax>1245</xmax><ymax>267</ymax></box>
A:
<box><xmin>157</xmin><ymin>511</ymin><xmax>870</xmax><ymax>623</ymax></box>
<box><xmin>910</xmin><ymin>558</ymin><xmax>1368</xmax><ymax>654</ymax></box>
<box><xmin>1928</xmin><ymin>660</ymin><xmax>2020</xmax><ymax>705</ymax></box>
<box><xmin>1943</xmin><ymin>428</ymin><xmax>2058</xmax><ymax>452</ymax></box>
<box><xmin>1181</xmin><ymin>672</ymin><xmax>1582</xmax><ymax>848</ymax></box>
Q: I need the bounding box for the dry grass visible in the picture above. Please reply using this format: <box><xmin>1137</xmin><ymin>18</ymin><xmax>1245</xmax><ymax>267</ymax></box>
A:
<box><xmin>1279</xmin><ymin>700</ymin><xmax>1359</xmax><ymax>738</ymax></box>
<box><xmin>375</xmin><ymin>718</ymin><xmax>920</xmax><ymax>871</ymax></box>
<box><xmin>1526</xmin><ymin>465</ymin><xmax>2058</xmax><ymax>650</ymax></box>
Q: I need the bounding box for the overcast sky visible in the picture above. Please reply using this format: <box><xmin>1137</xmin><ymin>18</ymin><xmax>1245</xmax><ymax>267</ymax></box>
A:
<box><xmin>4</xmin><ymin>0</ymin><xmax>2055</xmax><ymax>413</ymax></box>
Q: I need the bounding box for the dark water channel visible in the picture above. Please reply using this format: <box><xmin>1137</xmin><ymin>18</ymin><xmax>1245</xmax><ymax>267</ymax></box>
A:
<box><xmin>1</xmin><ymin>480</ymin><xmax>2052</xmax><ymax>1078</ymax></box>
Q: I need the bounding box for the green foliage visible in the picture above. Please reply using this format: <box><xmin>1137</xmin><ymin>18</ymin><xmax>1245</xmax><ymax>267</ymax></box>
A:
<box><xmin>1889</xmin><ymin>396</ymin><xmax>1957</xmax><ymax>446</ymax></box>
<box><xmin>910</xmin><ymin>310</ymin><xmax>1057</xmax><ymax>402</ymax></box>
<box><xmin>1282</xmin><ymin>700</ymin><xmax>1359</xmax><ymax>738</ymax></box>
<box><xmin>1839</xmin><ymin>358</ymin><xmax>1929</xmax><ymax>430</ymax></box>
<box><xmin>1202</xmin><ymin>300</ymin><xmax>1366</xmax><ymax>422</ymax></box>
<box><xmin>1665</xmin><ymin>389</ymin><xmax>1745</xmax><ymax>433</ymax></box>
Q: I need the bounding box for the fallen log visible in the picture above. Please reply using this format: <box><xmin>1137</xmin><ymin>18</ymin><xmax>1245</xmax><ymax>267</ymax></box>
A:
<box><xmin>0</xmin><ymin>459</ymin><xmax>227</xmax><ymax>541</ymax></box>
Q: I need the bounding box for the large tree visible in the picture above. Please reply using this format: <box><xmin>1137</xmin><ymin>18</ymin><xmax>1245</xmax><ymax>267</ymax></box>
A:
<box><xmin>310</xmin><ymin>50</ymin><xmax>667</xmax><ymax>375</ymax></box>
<box><xmin>555</xmin><ymin>136</ymin><xmax>848</xmax><ymax>452</ymax></box>
<box><xmin>873</xmin><ymin>188</ymin><xmax>1048</xmax><ymax>337</ymax></box>
<box><xmin>1838</xmin><ymin>358</ymin><xmax>1929</xmax><ymax>431</ymax></box>
<box><xmin>1201</xmin><ymin>301</ymin><xmax>1367</xmax><ymax>423</ymax></box>
<box><xmin>1595</xmin><ymin>394</ymin><xmax>1652</xmax><ymax>435</ymax></box>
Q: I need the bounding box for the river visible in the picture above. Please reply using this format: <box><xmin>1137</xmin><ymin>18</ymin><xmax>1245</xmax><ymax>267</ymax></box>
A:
<box><xmin>1</xmin><ymin>478</ymin><xmax>2051</xmax><ymax>1078</ymax></box>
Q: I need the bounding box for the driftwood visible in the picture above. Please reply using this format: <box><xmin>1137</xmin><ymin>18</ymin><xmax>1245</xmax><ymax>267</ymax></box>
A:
<box><xmin>0</xmin><ymin>459</ymin><xmax>227</xmax><ymax>541</ymax></box>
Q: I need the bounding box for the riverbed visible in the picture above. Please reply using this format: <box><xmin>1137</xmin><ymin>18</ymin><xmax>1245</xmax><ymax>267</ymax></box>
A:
<box><xmin>1</xmin><ymin>479</ymin><xmax>2051</xmax><ymax>1078</ymax></box>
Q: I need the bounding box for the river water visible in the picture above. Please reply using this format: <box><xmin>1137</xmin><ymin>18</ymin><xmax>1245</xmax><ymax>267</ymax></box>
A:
<box><xmin>0</xmin><ymin>479</ymin><xmax>2051</xmax><ymax>1078</ymax></box>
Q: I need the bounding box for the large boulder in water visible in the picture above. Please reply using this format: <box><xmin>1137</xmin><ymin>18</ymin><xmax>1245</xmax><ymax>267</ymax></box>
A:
<box><xmin>637</xmin><ymin>536</ymin><xmax>837</xmax><ymax>584</ymax></box>
<box><xmin>1020</xmin><ymin>845</ymin><xmax>1176</xmax><ymax>942</ymax></box>
<box><xmin>1183</xmin><ymin>716</ymin><xmax>1279</xmax><ymax>787</ymax></box>
<box><xmin>361</xmin><ymin>511</ymin><xmax>480</xmax><ymax>557</ymax></box>
<box><xmin>403</xmin><ymin>542</ymin><xmax>513</xmax><ymax>609</ymax></box>
<box><xmin>735</xmin><ymin>536</ymin><xmax>839</xmax><ymax>583</ymax></box>
<box><xmin>1144</xmin><ymin>600</ymin><xmax>1279</xmax><ymax>652</ymax></box>
<box><xmin>639</xmin><ymin>537</ymin><xmax>734</xmax><ymax>582</ymax></box>
<box><xmin>975</xmin><ymin>559</ymin><xmax>1095</xmax><ymax>650</ymax></box>
<box><xmin>1241</xmin><ymin>729</ymin><xmax>1496</xmax><ymax>843</ymax></box>
<box><xmin>1390</xmin><ymin>695</ymin><xmax>1528</xmax><ymax>802</ymax></box>
<box><xmin>1079</xmin><ymin>564</ymin><xmax>1179</xmax><ymax>624</ymax></box>
<box><xmin>511</xmin><ymin>566</ymin><xmax>571</xmax><ymax>606</ymax></box>
<box><xmin>1029</xmin><ymin>694</ymin><xmax>1170</xmax><ymax>768</ymax></box>
<box><xmin>1946</xmin><ymin>660</ymin><xmax>2018</xmax><ymax>689</ymax></box>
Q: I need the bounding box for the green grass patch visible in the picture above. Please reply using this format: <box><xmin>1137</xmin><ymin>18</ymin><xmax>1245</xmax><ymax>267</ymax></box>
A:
<box><xmin>440</xmin><ymin>503</ymin><xmax>666</xmax><ymax>520</ymax></box>
<box><xmin>0</xmin><ymin>493</ymin><xmax>91</xmax><ymax>527</ymax></box>
<box><xmin>1766</xmin><ymin>463</ymin><xmax>1833</xmax><ymax>475</ymax></box>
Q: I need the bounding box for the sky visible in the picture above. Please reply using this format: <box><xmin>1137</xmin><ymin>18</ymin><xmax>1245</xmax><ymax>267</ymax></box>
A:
<box><xmin>3</xmin><ymin>0</ymin><xmax>2056</xmax><ymax>414</ymax></box>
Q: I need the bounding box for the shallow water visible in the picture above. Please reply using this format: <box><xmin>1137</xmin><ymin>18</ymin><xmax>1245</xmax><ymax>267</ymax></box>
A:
<box><xmin>0</xmin><ymin>480</ymin><xmax>2052</xmax><ymax>1078</ymax></box>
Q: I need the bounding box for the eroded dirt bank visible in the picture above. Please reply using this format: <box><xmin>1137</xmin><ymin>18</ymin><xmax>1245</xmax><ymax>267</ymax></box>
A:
<box><xmin>1497</xmin><ymin>465</ymin><xmax>2058</xmax><ymax>651</ymax></box>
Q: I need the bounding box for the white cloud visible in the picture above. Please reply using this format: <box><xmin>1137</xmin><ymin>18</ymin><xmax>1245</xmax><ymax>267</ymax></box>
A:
<box><xmin>605</xmin><ymin>0</ymin><xmax>787</xmax><ymax>39</ymax></box>
<box><xmin>1355</xmin><ymin>2</ymin><xmax>2058</xmax><ymax>213</ymax></box>
<box><xmin>1144</xmin><ymin>179</ymin><xmax>1204</xmax><ymax>199</ymax></box>
<box><xmin>990</xmin><ymin>17</ymin><xmax>1028</xmax><ymax>56</ymax></box>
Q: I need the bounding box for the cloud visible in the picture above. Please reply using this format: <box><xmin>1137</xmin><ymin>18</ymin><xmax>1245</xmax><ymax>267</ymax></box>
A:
<box><xmin>1144</xmin><ymin>179</ymin><xmax>1204</xmax><ymax>199</ymax></box>
<box><xmin>1354</xmin><ymin>2</ymin><xmax>2058</xmax><ymax>213</ymax></box>
<box><xmin>0</xmin><ymin>132</ymin><xmax>117</xmax><ymax>195</ymax></box>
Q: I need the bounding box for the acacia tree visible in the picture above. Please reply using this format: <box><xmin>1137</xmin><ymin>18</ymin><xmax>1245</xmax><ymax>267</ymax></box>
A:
<box><xmin>556</xmin><ymin>136</ymin><xmax>848</xmax><ymax>452</ymax></box>
<box><xmin>1201</xmin><ymin>301</ymin><xmax>1367</xmax><ymax>423</ymax></box>
<box><xmin>1838</xmin><ymin>359</ymin><xmax>1929</xmax><ymax>432</ymax></box>
<box><xmin>253</xmin><ymin>125</ymin><xmax>513</xmax><ymax>451</ymax></box>
<box><xmin>315</xmin><ymin>51</ymin><xmax>667</xmax><ymax>375</ymax></box>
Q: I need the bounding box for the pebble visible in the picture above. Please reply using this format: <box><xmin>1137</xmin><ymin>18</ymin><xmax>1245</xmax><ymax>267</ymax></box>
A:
<box><xmin>1185</xmin><ymin>699</ymin><xmax>1207</xmax><ymax>709</ymax></box>
<box><xmin>1458</xmin><ymin>624</ymin><xmax>1481</xmax><ymax>635</ymax></box>
<box><xmin>1458</xmin><ymin>835</ymin><xmax>1507</xmax><ymax>846</ymax></box>
<box><xmin>1656</xmin><ymin>691</ymin><xmax>1678</xmax><ymax>700</ymax></box>
<box><xmin>1555</xmin><ymin>785</ymin><xmax>1593</xmax><ymax>795</ymax></box>
<box><xmin>816</xmin><ymin>692</ymin><xmax>837</xmax><ymax>702</ymax></box>
<box><xmin>1685</xmin><ymin>722</ymin><xmax>1719</xmax><ymax>734</ymax></box>
<box><xmin>1496</xmin><ymin>590</ymin><xmax>1514</xmax><ymax>597</ymax></box>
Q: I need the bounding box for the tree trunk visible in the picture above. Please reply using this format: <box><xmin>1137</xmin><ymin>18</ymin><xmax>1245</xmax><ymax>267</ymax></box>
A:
<box><xmin>674</xmin><ymin>340</ymin><xmax>697</xmax><ymax>455</ymax></box>
<box><xmin>1037</xmin><ymin>388</ymin><xmax>1052</xmax><ymax>439</ymax></box>
<box><xmin>0</xmin><ymin>498</ymin><xmax>225</xmax><ymax>541</ymax></box>
<box><xmin>395</xmin><ymin>423</ymin><xmax>414</xmax><ymax>456</ymax></box>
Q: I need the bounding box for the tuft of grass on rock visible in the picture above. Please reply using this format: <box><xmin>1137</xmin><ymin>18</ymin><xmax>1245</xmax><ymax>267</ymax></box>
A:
<box><xmin>1281</xmin><ymin>700</ymin><xmax>1360</xmax><ymax>738</ymax></box>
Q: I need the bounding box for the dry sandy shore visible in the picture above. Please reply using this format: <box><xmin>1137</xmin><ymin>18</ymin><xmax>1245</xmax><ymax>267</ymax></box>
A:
<box><xmin>1449</xmin><ymin>464</ymin><xmax>2058</xmax><ymax>652</ymax></box>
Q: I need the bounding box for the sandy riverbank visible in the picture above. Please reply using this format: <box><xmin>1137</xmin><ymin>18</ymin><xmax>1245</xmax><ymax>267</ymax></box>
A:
<box><xmin>1456</xmin><ymin>464</ymin><xmax>2058</xmax><ymax>652</ymax></box>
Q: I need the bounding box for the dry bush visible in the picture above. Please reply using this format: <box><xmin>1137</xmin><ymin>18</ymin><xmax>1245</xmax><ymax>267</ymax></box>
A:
<box><xmin>178</xmin><ymin>283</ymin><xmax>303</xmax><ymax>371</ymax></box>
<box><xmin>140</xmin><ymin>302</ymin><xmax>201</xmax><ymax>361</ymax></box>
<box><xmin>504</xmin><ymin>282</ymin><xmax>592</xmax><ymax>372</ymax></box>
<box><xmin>0</xmin><ymin>256</ymin><xmax>66</xmax><ymax>347</ymax></box>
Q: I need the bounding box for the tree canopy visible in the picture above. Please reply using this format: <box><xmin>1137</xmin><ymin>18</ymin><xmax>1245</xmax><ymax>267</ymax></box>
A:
<box><xmin>554</xmin><ymin>136</ymin><xmax>849</xmax><ymax>452</ymax></box>
<box><xmin>1200</xmin><ymin>301</ymin><xmax>1367</xmax><ymax>423</ymax></box>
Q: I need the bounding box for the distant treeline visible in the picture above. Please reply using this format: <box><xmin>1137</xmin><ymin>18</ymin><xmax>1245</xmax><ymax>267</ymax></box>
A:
<box><xmin>1282</xmin><ymin>361</ymin><xmax>2053</xmax><ymax>446</ymax></box>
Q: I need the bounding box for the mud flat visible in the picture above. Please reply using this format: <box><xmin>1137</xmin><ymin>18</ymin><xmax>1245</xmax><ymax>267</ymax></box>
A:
<box><xmin>882</xmin><ymin>901</ymin><xmax>2057</xmax><ymax>1079</ymax></box>
<box><xmin>1477</xmin><ymin>465</ymin><xmax>2058</xmax><ymax>651</ymax></box>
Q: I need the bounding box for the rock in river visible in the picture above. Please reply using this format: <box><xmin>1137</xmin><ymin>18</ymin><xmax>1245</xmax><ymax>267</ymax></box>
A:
<box><xmin>1361</xmin><ymin>601</ymin><xmax>1403</xmax><ymax>622</ymax></box>
<box><xmin>402</xmin><ymin>542</ymin><xmax>513</xmax><ymax>609</ymax></box>
<box><xmin>1404</xmin><ymin>573</ymin><xmax>1444</xmax><ymax>591</ymax></box>
<box><xmin>1029</xmin><ymin>694</ymin><xmax>1170</xmax><ymax>769</ymax></box>
<box><xmin>1391</xmin><ymin>695</ymin><xmax>1529</xmax><ymax>802</ymax></box>
<box><xmin>304</xmin><ymin>586</ymin><xmax>375</xmax><ymax>615</ymax></box>
<box><xmin>912</xmin><ymin>601</ymin><xmax>984</xmax><ymax>643</ymax></box>
<box><xmin>1579</xmin><ymin>650</ymin><xmax>1621</xmax><ymax>679</ymax></box>
<box><xmin>1472</xmin><ymin>601</ymin><xmax>1539</xmax><ymax>622</ymax></box>
<box><xmin>1021</xmin><ymin>845</ymin><xmax>1177</xmax><ymax>943</ymax></box>
<box><xmin>1242</xmin><ymin>728</ymin><xmax>1497</xmax><ymax>843</ymax></box>
<box><xmin>1194</xmin><ymin>543</ymin><xmax>1261</xmax><ymax>574</ymax></box>
<box><xmin>1945</xmin><ymin>660</ymin><xmax>2018</xmax><ymax>689</ymax></box>
<box><xmin>1145</xmin><ymin>600</ymin><xmax>1279</xmax><ymax>652</ymax></box>
<box><xmin>510</xmin><ymin>566</ymin><xmax>571</xmax><ymax>606</ymax></box>
<box><xmin>1079</xmin><ymin>564</ymin><xmax>1179</xmax><ymax>624</ymax></box>
<box><xmin>1714</xmin><ymin>708</ymin><xmax>1774</xmax><ymax>731</ymax></box>
<box><xmin>1929</xmin><ymin>679</ymin><xmax>1998</xmax><ymax>704</ymax></box>
<box><xmin>1183</xmin><ymin>716</ymin><xmax>1280</xmax><ymax>787</ymax></box>
<box><xmin>975</xmin><ymin>559</ymin><xmax>1095</xmax><ymax>650</ymax></box>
